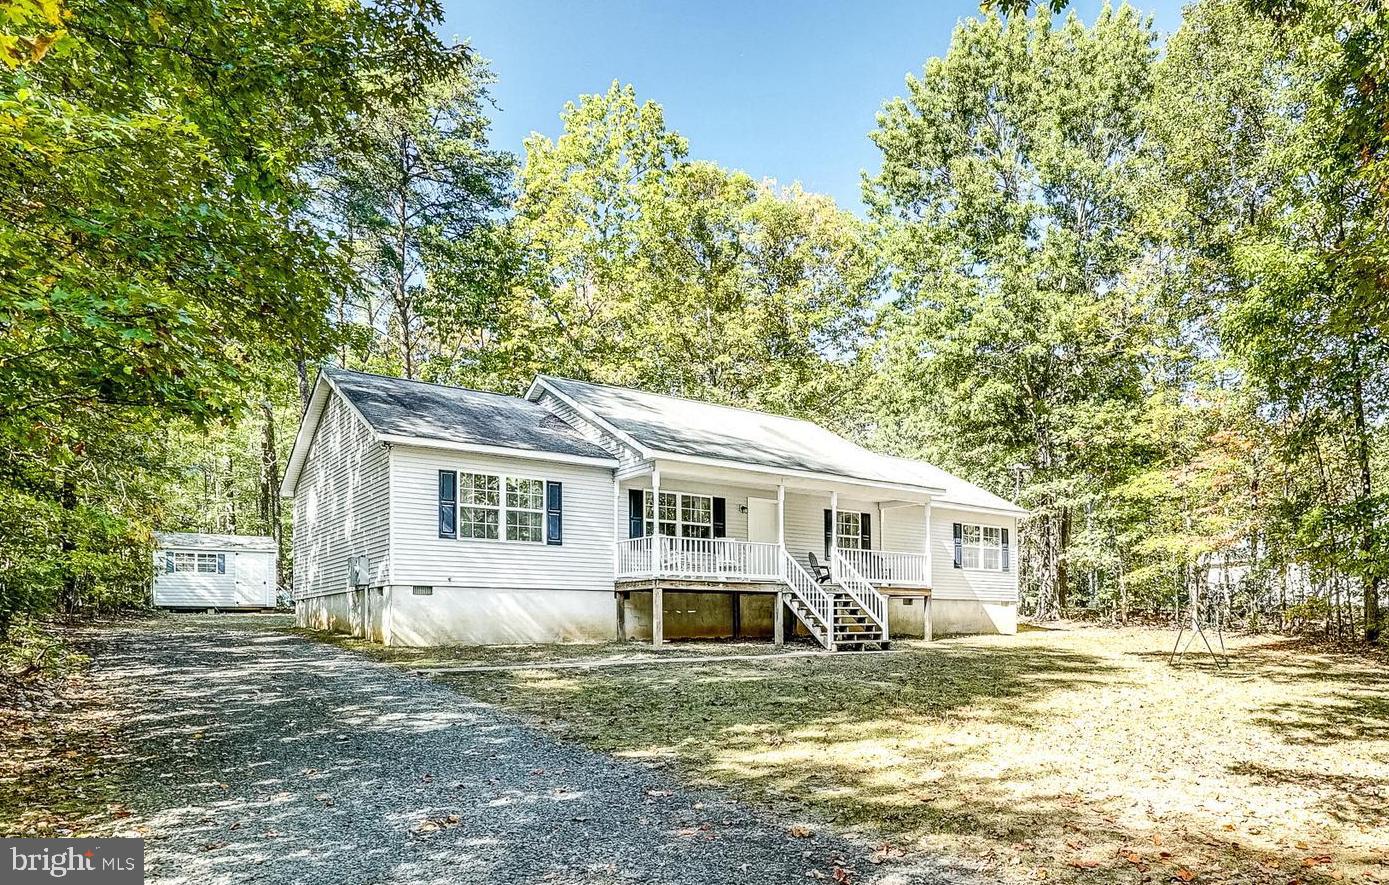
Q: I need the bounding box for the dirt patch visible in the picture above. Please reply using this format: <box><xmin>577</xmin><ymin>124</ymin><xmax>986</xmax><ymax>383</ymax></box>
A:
<box><xmin>0</xmin><ymin>620</ymin><xmax>134</xmax><ymax>836</ymax></box>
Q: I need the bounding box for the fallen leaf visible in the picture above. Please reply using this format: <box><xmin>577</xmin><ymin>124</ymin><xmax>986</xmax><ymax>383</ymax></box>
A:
<box><xmin>1175</xmin><ymin>869</ymin><xmax>1196</xmax><ymax>881</ymax></box>
<box><xmin>789</xmin><ymin>825</ymin><xmax>813</xmax><ymax>838</ymax></box>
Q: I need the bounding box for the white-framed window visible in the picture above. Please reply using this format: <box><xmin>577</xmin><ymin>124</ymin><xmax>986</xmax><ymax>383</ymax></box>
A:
<box><xmin>836</xmin><ymin>511</ymin><xmax>862</xmax><ymax>550</ymax></box>
<box><xmin>961</xmin><ymin>523</ymin><xmax>1004</xmax><ymax>571</ymax></box>
<box><xmin>170</xmin><ymin>552</ymin><xmax>223</xmax><ymax>574</ymax></box>
<box><xmin>505</xmin><ymin>477</ymin><xmax>545</xmax><ymax>543</ymax></box>
<box><xmin>459</xmin><ymin>471</ymin><xmax>500</xmax><ymax>540</ymax></box>
<box><xmin>644</xmin><ymin>490</ymin><xmax>713</xmax><ymax>538</ymax></box>
<box><xmin>445</xmin><ymin>471</ymin><xmax>547</xmax><ymax>544</ymax></box>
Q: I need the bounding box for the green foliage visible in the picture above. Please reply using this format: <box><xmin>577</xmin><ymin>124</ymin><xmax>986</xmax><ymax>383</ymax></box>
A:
<box><xmin>864</xmin><ymin>6</ymin><xmax>1158</xmax><ymax>616</ymax></box>
<box><xmin>312</xmin><ymin>58</ymin><xmax>514</xmax><ymax>381</ymax></box>
<box><xmin>0</xmin><ymin>0</ymin><xmax>469</xmax><ymax>631</ymax></box>
<box><xmin>506</xmin><ymin>82</ymin><xmax>877</xmax><ymax>414</ymax></box>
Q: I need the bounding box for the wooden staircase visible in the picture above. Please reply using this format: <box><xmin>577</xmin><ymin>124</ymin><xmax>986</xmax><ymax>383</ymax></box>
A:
<box><xmin>779</xmin><ymin>549</ymin><xmax>890</xmax><ymax>652</ymax></box>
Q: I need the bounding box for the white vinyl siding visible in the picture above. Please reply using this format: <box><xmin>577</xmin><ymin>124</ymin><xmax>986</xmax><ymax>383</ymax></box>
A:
<box><xmin>929</xmin><ymin>505</ymin><xmax>1018</xmax><ymax>603</ymax></box>
<box><xmin>390</xmin><ymin>446</ymin><xmax>613</xmax><ymax>591</ymax></box>
<box><xmin>291</xmin><ymin>393</ymin><xmax>392</xmax><ymax>598</ymax></box>
<box><xmin>153</xmin><ymin>548</ymin><xmax>276</xmax><ymax>608</ymax></box>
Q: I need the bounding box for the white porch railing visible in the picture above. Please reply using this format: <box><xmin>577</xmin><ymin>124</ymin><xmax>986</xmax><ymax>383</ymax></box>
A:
<box><xmin>615</xmin><ymin>536</ymin><xmax>654</xmax><ymax>577</ymax></box>
<box><xmin>614</xmin><ymin>536</ymin><xmax>783</xmax><ymax>582</ymax></box>
<box><xmin>837</xmin><ymin>549</ymin><xmax>931</xmax><ymax>587</ymax></box>
<box><xmin>831</xmin><ymin>548</ymin><xmax>888</xmax><ymax>632</ymax></box>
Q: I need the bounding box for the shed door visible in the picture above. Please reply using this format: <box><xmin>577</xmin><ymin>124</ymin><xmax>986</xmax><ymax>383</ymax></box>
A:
<box><xmin>234</xmin><ymin>553</ymin><xmax>270</xmax><ymax>606</ymax></box>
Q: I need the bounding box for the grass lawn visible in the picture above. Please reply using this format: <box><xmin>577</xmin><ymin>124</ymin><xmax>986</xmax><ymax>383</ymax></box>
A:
<box><xmin>343</xmin><ymin>625</ymin><xmax>1389</xmax><ymax>885</ymax></box>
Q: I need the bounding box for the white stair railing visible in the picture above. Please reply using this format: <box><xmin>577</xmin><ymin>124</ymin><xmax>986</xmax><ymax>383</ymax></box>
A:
<box><xmin>779</xmin><ymin>548</ymin><xmax>834</xmax><ymax>650</ymax></box>
<box><xmin>832</xmin><ymin>549</ymin><xmax>888</xmax><ymax>638</ymax></box>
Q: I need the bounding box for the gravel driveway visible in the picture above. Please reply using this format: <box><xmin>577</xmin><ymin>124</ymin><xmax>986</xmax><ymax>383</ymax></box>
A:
<box><xmin>89</xmin><ymin>615</ymin><xmax>958</xmax><ymax>885</ymax></box>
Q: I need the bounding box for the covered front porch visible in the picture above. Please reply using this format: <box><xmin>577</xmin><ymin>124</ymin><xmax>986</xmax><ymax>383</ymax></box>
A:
<box><xmin>610</xmin><ymin>458</ymin><xmax>940</xmax><ymax>648</ymax></box>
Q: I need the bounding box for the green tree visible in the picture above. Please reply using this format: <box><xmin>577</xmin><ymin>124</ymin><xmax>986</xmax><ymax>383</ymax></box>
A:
<box><xmin>0</xmin><ymin>0</ymin><xmax>469</xmax><ymax>630</ymax></box>
<box><xmin>507</xmin><ymin>82</ymin><xmax>877</xmax><ymax>413</ymax></box>
<box><xmin>864</xmin><ymin>6</ymin><xmax>1158</xmax><ymax>617</ymax></box>
<box><xmin>314</xmin><ymin>61</ymin><xmax>514</xmax><ymax>381</ymax></box>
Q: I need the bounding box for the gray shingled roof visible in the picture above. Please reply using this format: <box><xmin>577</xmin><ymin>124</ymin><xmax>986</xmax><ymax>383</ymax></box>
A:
<box><xmin>537</xmin><ymin>376</ymin><xmax>1025</xmax><ymax>513</ymax></box>
<box><xmin>326</xmin><ymin>368</ymin><xmax>614</xmax><ymax>462</ymax></box>
<box><xmin>154</xmin><ymin>532</ymin><xmax>277</xmax><ymax>553</ymax></box>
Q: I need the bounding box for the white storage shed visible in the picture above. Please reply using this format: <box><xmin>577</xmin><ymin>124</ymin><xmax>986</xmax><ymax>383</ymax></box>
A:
<box><xmin>152</xmin><ymin>532</ymin><xmax>279</xmax><ymax>609</ymax></box>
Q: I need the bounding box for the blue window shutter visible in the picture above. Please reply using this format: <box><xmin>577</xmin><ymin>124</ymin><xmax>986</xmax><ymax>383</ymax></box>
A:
<box><xmin>217</xmin><ymin>553</ymin><xmax>226</xmax><ymax>574</ymax></box>
<box><xmin>823</xmin><ymin>509</ymin><xmax>832</xmax><ymax>555</ymax></box>
<box><xmin>712</xmin><ymin>498</ymin><xmax>726</xmax><ymax>538</ymax></box>
<box><xmin>952</xmin><ymin>523</ymin><xmax>963</xmax><ymax>569</ymax></box>
<box><xmin>165</xmin><ymin>552</ymin><xmax>174</xmax><ymax>574</ymax></box>
<box><xmin>1001</xmin><ymin>528</ymin><xmax>1010</xmax><ymax>571</ymax></box>
<box><xmin>546</xmin><ymin>481</ymin><xmax>563</xmax><ymax>546</ymax></box>
<box><xmin>628</xmin><ymin>489</ymin><xmax>644</xmax><ymax>539</ymax></box>
<box><xmin>860</xmin><ymin>513</ymin><xmax>872</xmax><ymax>550</ymax></box>
<box><xmin>438</xmin><ymin>471</ymin><xmax>457</xmax><ymax>539</ymax></box>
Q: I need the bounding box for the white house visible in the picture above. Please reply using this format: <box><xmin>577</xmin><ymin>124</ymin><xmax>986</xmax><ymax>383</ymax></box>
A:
<box><xmin>152</xmin><ymin>532</ymin><xmax>278</xmax><ymax>609</ymax></box>
<box><xmin>282</xmin><ymin>368</ymin><xmax>1027</xmax><ymax>649</ymax></box>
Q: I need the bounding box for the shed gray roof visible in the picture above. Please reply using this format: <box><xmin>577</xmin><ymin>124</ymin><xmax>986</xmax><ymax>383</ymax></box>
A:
<box><xmin>536</xmin><ymin>376</ymin><xmax>1024</xmax><ymax>512</ymax></box>
<box><xmin>325</xmin><ymin>368</ymin><xmax>614</xmax><ymax>462</ymax></box>
<box><xmin>154</xmin><ymin>532</ymin><xmax>277</xmax><ymax>553</ymax></box>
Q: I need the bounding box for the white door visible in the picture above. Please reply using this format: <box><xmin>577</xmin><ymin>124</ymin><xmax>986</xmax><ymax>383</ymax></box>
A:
<box><xmin>747</xmin><ymin>497</ymin><xmax>779</xmax><ymax>544</ymax></box>
<box><xmin>234</xmin><ymin>553</ymin><xmax>270</xmax><ymax>607</ymax></box>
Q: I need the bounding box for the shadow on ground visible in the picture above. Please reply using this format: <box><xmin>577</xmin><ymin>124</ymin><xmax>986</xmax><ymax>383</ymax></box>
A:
<box><xmin>82</xmin><ymin>615</ymin><xmax>961</xmax><ymax>885</ymax></box>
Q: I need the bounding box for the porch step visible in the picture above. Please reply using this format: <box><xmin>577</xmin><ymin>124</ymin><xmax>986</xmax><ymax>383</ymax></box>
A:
<box><xmin>781</xmin><ymin>581</ymin><xmax>889</xmax><ymax>654</ymax></box>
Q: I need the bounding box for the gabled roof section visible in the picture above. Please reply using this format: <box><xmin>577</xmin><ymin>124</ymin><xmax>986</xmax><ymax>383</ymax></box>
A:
<box><xmin>531</xmin><ymin>376</ymin><xmax>1018</xmax><ymax>504</ymax></box>
<box><xmin>154</xmin><ymin>532</ymin><xmax>277</xmax><ymax>553</ymax></box>
<box><xmin>282</xmin><ymin>369</ymin><xmax>617</xmax><ymax>496</ymax></box>
<box><xmin>873</xmin><ymin>455</ymin><xmax>1027</xmax><ymax>515</ymax></box>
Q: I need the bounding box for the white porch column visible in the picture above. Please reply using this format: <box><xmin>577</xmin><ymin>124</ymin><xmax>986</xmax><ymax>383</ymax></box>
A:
<box><xmin>650</xmin><ymin>466</ymin><xmax>661</xmax><ymax>579</ymax></box>
<box><xmin>776</xmin><ymin>484</ymin><xmax>786</xmax><ymax>548</ymax></box>
<box><xmin>612</xmin><ymin>475</ymin><xmax>621</xmax><ymax>574</ymax></box>
<box><xmin>923</xmin><ymin>500</ymin><xmax>932</xmax><ymax>572</ymax></box>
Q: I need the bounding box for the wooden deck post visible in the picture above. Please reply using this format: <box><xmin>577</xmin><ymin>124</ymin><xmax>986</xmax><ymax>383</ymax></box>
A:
<box><xmin>652</xmin><ymin>585</ymin><xmax>664</xmax><ymax>647</ymax></box>
<box><xmin>615</xmin><ymin>590</ymin><xmax>626</xmax><ymax>641</ymax></box>
<box><xmin>924</xmin><ymin>594</ymin><xmax>934</xmax><ymax>642</ymax></box>
<box><xmin>773</xmin><ymin>592</ymin><xmax>785</xmax><ymax>646</ymax></box>
<box><xmin>731</xmin><ymin>591</ymin><xmax>742</xmax><ymax>638</ymax></box>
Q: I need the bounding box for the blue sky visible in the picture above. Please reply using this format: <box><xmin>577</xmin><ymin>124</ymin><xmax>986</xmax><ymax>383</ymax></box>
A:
<box><xmin>444</xmin><ymin>1</ymin><xmax>1187</xmax><ymax>214</ymax></box>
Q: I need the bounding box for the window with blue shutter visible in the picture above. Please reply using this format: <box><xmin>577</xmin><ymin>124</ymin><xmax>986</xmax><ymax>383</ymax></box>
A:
<box><xmin>438</xmin><ymin>470</ymin><xmax>457</xmax><ymax>539</ymax></box>
<box><xmin>546</xmin><ymin>481</ymin><xmax>563</xmax><ymax>546</ymax></box>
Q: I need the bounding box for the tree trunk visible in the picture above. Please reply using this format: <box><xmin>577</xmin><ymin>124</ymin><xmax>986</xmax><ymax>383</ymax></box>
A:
<box><xmin>296</xmin><ymin>360</ymin><xmax>312</xmax><ymax>412</ymax></box>
<box><xmin>58</xmin><ymin>475</ymin><xmax>79</xmax><ymax>612</ymax></box>
<box><xmin>1350</xmin><ymin>344</ymin><xmax>1382</xmax><ymax>642</ymax></box>
<box><xmin>396</xmin><ymin>130</ymin><xmax>415</xmax><ymax>379</ymax></box>
<box><xmin>224</xmin><ymin>454</ymin><xmax>238</xmax><ymax>534</ymax></box>
<box><xmin>259</xmin><ymin>401</ymin><xmax>284</xmax><ymax>587</ymax></box>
